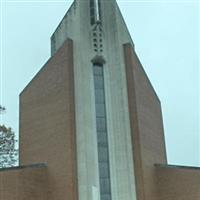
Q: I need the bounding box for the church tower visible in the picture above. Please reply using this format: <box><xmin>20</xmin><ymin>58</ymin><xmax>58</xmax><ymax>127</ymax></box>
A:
<box><xmin>19</xmin><ymin>1</ymin><xmax>167</xmax><ymax>200</ymax></box>
<box><xmin>0</xmin><ymin>0</ymin><xmax>199</xmax><ymax>200</ymax></box>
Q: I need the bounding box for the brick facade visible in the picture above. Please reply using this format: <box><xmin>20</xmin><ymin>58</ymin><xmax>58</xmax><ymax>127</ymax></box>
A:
<box><xmin>156</xmin><ymin>165</ymin><xmax>200</xmax><ymax>200</ymax></box>
<box><xmin>124</xmin><ymin>43</ymin><xmax>200</xmax><ymax>200</ymax></box>
<box><xmin>124</xmin><ymin>43</ymin><xmax>167</xmax><ymax>200</ymax></box>
<box><xmin>19</xmin><ymin>39</ymin><xmax>77</xmax><ymax>200</ymax></box>
<box><xmin>0</xmin><ymin>164</ymin><xmax>47</xmax><ymax>200</ymax></box>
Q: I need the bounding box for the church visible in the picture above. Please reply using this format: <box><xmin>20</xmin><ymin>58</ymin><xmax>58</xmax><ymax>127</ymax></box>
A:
<box><xmin>0</xmin><ymin>0</ymin><xmax>200</xmax><ymax>200</ymax></box>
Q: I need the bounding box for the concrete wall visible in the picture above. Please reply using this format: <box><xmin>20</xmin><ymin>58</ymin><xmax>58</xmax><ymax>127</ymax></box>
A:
<box><xmin>20</xmin><ymin>3</ymin><xmax>139</xmax><ymax>197</ymax></box>
<box><xmin>156</xmin><ymin>165</ymin><xmax>200</xmax><ymax>200</ymax></box>
<box><xmin>124</xmin><ymin>44</ymin><xmax>167</xmax><ymax>200</ymax></box>
<box><xmin>19</xmin><ymin>39</ymin><xmax>78</xmax><ymax>200</ymax></box>
<box><xmin>0</xmin><ymin>164</ymin><xmax>47</xmax><ymax>200</ymax></box>
<box><xmin>51</xmin><ymin>1</ymin><xmax>138</xmax><ymax>200</ymax></box>
<box><xmin>51</xmin><ymin>2</ymin><xmax>76</xmax><ymax>55</ymax></box>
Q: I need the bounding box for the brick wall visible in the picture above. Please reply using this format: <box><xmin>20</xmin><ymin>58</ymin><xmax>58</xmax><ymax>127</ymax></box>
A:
<box><xmin>0</xmin><ymin>164</ymin><xmax>47</xmax><ymax>200</ymax></box>
<box><xmin>19</xmin><ymin>39</ymin><xmax>78</xmax><ymax>200</ymax></box>
<box><xmin>124</xmin><ymin>43</ymin><xmax>167</xmax><ymax>200</ymax></box>
<box><xmin>156</xmin><ymin>165</ymin><xmax>200</xmax><ymax>200</ymax></box>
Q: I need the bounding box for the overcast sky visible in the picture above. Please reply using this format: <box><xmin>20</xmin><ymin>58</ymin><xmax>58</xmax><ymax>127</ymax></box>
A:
<box><xmin>0</xmin><ymin>0</ymin><xmax>199</xmax><ymax>166</ymax></box>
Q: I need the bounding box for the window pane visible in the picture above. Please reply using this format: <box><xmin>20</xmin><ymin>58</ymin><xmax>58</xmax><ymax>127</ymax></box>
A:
<box><xmin>94</xmin><ymin>76</ymin><xmax>104</xmax><ymax>89</ymax></box>
<box><xmin>95</xmin><ymin>89</ymin><xmax>105</xmax><ymax>103</ymax></box>
<box><xmin>99</xmin><ymin>162</ymin><xmax>109</xmax><ymax>178</ymax></box>
<box><xmin>96</xmin><ymin>103</ymin><xmax>106</xmax><ymax>117</ymax></box>
<box><xmin>96</xmin><ymin>117</ymin><xmax>106</xmax><ymax>132</ymax></box>
<box><xmin>98</xmin><ymin>146</ymin><xmax>108</xmax><ymax>162</ymax></box>
<box><xmin>101</xmin><ymin>194</ymin><xmax>111</xmax><ymax>200</ymax></box>
<box><xmin>97</xmin><ymin>132</ymin><xmax>108</xmax><ymax>146</ymax></box>
<box><xmin>94</xmin><ymin>66</ymin><xmax>103</xmax><ymax>75</ymax></box>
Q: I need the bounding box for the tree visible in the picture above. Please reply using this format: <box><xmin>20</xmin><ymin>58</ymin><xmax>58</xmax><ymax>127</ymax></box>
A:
<box><xmin>0</xmin><ymin>106</ymin><xmax>18</xmax><ymax>168</ymax></box>
<box><xmin>0</xmin><ymin>105</ymin><xmax>5</xmax><ymax>114</ymax></box>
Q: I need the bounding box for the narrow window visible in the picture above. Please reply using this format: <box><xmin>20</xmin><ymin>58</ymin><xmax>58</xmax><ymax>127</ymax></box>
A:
<box><xmin>90</xmin><ymin>0</ymin><xmax>102</xmax><ymax>25</ymax></box>
<box><xmin>93</xmin><ymin>63</ymin><xmax>112</xmax><ymax>200</ymax></box>
<box><xmin>98</xmin><ymin>0</ymin><xmax>102</xmax><ymax>22</ymax></box>
<box><xmin>90</xmin><ymin>0</ymin><xmax>95</xmax><ymax>25</ymax></box>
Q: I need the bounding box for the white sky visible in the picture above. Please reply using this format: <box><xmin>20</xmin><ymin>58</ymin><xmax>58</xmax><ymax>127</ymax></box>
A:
<box><xmin>0</xmin><ymin>0</ymin><xmax>199</xmax><ymax>166</ymax></box>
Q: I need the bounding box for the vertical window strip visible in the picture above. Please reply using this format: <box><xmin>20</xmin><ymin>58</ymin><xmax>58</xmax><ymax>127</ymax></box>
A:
<box><xmin>93</xmin><ymin>64</ymin><xmax>112</xmax><ymax>200</ymax></box>
<box><xmin>90</xmin><ymin>0</ymin><xmax>102</xmax><ymax>25</ymax></box>
<box><xmin>90</xmin><ymin>0</ymin><xmax>95</xmax><ymax>25</ymax></box>
<box><xmin>98</xmin><ymin>0</ymin><xmax>102</xmax><ymax>22</ymax></box>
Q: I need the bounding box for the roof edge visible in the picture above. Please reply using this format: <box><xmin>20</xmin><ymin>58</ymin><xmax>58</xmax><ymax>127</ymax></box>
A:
<box><xmin>155</xmin><ymin>163</ymin><xmax>200</xmax><ymax>171</ymax></box>
<box><xmin>0</xmin><ymin>163</ymin><xmax>47</xmax><ymax>172</ymax></box>
<box><xmin>123</xmin><ymin>43</ymin><xmax>161</xmax><ymax>104</ymax></box>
